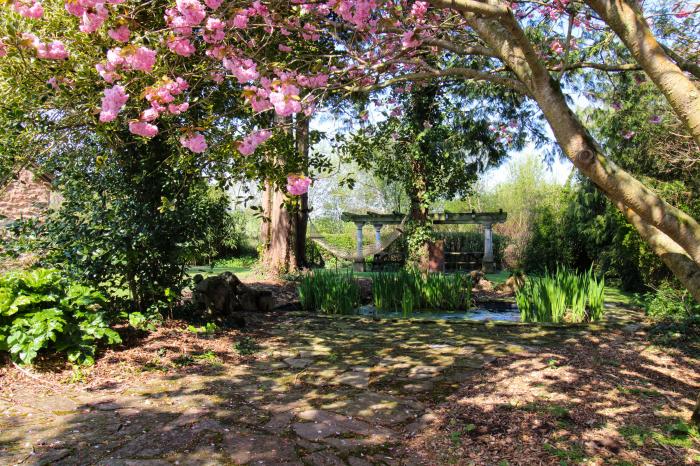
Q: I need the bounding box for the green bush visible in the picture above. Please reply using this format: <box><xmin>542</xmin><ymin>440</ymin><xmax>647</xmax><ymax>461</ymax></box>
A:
<box><xmin>298</xmin><ymin>270</ymin><xmax>360</xmax><ymax>315</ymax></box>
<box><xmin>372</xmin><ymin>270</ymin><xmax>472</xmax><ymax>313</ymax></box>
<box><xmin>0</xmin><ymin>269</ymin><xmax>121</xmax><ymax>365</ymax></box>
<box><xmin>641</xmin><ymin>282</ymin><xmax>700</xmax><ymax>320</ymax></box>
<box><xmin>517</xmin><ymin>267</ymin><xmax>605</xmax><ymax>323</ymax></box>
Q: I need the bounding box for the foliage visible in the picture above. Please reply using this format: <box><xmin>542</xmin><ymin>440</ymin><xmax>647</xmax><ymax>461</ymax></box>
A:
<box><xmin>432</xmin><ymin>231</ymin><xmax>506</xmax><ymax>266</ymax></box>
<box><xmin>0</xmin><ymin>268</ymin><xmax>121</xmax><ymax>365</ymax></box>
<box><xmin>517</xmin><ymin>267</ymin><xmax>605</xmax><ymax>323</ymax></box>
<box><xmin>372</xmin><ymin>270</ymin><xmax>472</xmax><ymax>314</ymax></box>
<box><xmin>640</xmin><ymin>282</ymin><xmax>700</xmax><ymax>321</ymax></box>
<box><xmin>298</xmin><ymin>270</ymin><xmax>360</xmax><ymax>315</ymax></box>
<box><xmin>30</xmin><ymin>139</ymin><xmax>237</xmax><ymax>310</ymax></box>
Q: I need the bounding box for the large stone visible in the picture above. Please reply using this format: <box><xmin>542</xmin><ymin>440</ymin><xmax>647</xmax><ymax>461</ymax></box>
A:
<box><xmin>335</xmin><ymin>366</ymin><xmax>370</xmax><ymax>389</ymax></box>
<box><xmin>192</xmin><ymin>272</ymin><xmax>272</xmax><ymax>316</ymax></box>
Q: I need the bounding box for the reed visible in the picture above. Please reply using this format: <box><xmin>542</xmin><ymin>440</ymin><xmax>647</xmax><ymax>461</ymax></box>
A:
<box><xmin>372</xmin><ymin>270</ymin><xmax>472</xmax><ymax>312</ymax></box>
<box><xmin>298</xmin><ymin>270</ymin><xmax>360</xmax><ymax>315</ymax></box>
<box><xmin>517</xmin><ymin>267</ymin><xmax>605</xmax><ymax>323</ymax></box>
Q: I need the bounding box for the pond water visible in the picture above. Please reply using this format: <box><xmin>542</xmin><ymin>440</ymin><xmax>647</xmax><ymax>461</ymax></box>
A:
<box><xmin>357</xmin><ymin>303</ymin><xmax>521</xmax><ymax>322</ymax></box>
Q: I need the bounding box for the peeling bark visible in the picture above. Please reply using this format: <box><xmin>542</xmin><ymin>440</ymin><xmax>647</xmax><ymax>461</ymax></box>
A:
<box><xmin>585</xmin><ymin>0</ymin><xmax>700</xmax><ymax>147</ymax></box>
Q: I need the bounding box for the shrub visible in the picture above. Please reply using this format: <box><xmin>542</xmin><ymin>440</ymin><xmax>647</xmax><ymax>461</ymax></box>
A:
<box><xmin>298</xmin><ymin>270</ymin><xmax>360</xmax><ymax>315</ymax></box>
<box><xmin>0</xmin><ymin>268</ymin><xmax>121</xmax><ymax>365</ymax></box>
<box><xmin>517</xmin><ymin>267</ymin><xmax>605</xmax><ymax>323</ymax></box>
<box><xmin>641</xmin><ymin>281</ymin><xmax>700</xmax><ymax>320</ymax></box>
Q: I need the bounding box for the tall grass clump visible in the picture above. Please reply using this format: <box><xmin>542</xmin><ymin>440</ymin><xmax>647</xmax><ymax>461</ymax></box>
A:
<box><xmin>298</xmin><ymin>270</ymin><xmax>360</xmax><ymax>315</ymax></box>
<box><xmin>372</xmin><ymin>270</ymin><xmax>472</xmax><ymax>313</ymax></box>
<box><xmin>517</xmin><ymin>267</ymin><xmax>605</xmax><ymax>323</ymax></box>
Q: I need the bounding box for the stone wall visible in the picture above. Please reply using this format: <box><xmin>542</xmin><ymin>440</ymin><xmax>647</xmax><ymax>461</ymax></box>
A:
<box><xmin>0</xmin><ymin>168</ymin><xmax>58</xmax><ymax>221</ymax></box>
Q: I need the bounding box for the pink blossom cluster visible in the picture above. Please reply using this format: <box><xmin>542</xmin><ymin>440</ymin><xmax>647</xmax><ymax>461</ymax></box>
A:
<box><xmin>401</xmin><ymin>30</ymin><xmax>421</xmax><ymax>48</ymax></box>
<box><xmin>129</xmin><ymin>121</ymin><xmax>159</xmax><ymax>138</ymax></box>
<box><xmin>108</xmin><ymin>24</ymin><xmax>130</xmax><ymax>42</ymax></box>
<box><xmin>238</xmin><ymin>130</ymin><xmax>272</xmax><ymax>156</ymax></box>
<box><xmin>63</xmin><ymin>0</ymin><xmax>126</xmax><ymax>34</ymax></box>
<box><xmin>143</xmin><ymin>76</ymin><xmax>190</xmax><ymax>116</ymax></box>
<box><xmin>96</xmin><ymin>46</ymin><xmax>156</xmax><ymax>82</ymax></box>
<box><xmin>13</xmin><ymin>0</ymin><xmax>43</xmax><ymax>19</ymax></box>
<box><xmin>180</xmin><ymin>132</ymin><xmax>208</xmax><ymax>153</ymax></box>
<box><xmin>410</xmin><ymin>1</ymin><xmax>428</xmax><ymax>19</ymax></box>
<box><xmin>127</xmin><ymin>76</ymin><xmax>189</xmax><ymax>138</ymax></box>
<box><xmin>99</xmin><ymin>85</ymin><xmax>129</xmax><ymax>123</ymax></box>
<box><xmin>286</xmin><ymin>174</ymin><xmax>311</xmax><ymax>196</ymax></box>
<box><xmin>163</xmin><ymin>0</ymin><xmax>230</xmax><ymax>58</ymax></box>
<box><xmin>22</xmin><ymin>33</ymin><xmax>69</xmax><ymax>60</ymax></box>
<box><xmin>223</xmin><ymin>55</ymin><xmax>260</xmax><ymax>83</ymax></box>
<box><xmin>0</xmin><ymin>40</ymin><xmax>7</xmax><ymax>58</ymax></box>
<box><xmin>550</xmin><ymin>39</ymin><xmax>564</xmax><ymax>55</ymax></box>
<box><xmin>332</xmin><ymin>0</ymin><xmax>377</xmax><ymax>29</ymax></box>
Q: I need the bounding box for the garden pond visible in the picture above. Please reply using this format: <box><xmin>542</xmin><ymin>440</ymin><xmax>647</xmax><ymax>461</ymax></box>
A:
<box><xmin>357</xmin><ymin>302</ymin><xmax>521</xmax><ymax>322</ymax></box>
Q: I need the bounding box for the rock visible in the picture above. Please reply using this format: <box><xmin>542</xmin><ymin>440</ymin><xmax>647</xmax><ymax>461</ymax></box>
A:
<box><xmin>335</xmin><ymin>367</ymin><xmax>370</xmax><ymax>389</ymax></box>
<box><xmin>192</xmin><ymin>271</ymin><xmax>272</xmax><ymax>316</ymax></box>
<box><xmin>284</xmin><ymin>357</ymin><xmax>314</xmax><ymax>369</ymax></box>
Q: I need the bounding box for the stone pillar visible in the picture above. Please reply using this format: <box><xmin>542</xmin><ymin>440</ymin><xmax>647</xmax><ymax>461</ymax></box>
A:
<box><xmin>354</xmin><ymin>222</ymin><xmax>365</xmax><ymax>272</ymax></box>
<box><xmin>373</xmin><ymin>224</ymin><xmax>382</xmax><ymax>249</ymax></box>
<box><xmin>482</xmin><ymin>223</ymin><xmax>495</xmax><ymax>273</ymax></box>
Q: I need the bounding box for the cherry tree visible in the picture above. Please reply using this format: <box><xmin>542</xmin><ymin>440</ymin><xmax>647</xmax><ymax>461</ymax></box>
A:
<box><xmin>0</xmin><ymin>0</ymin><xmax>699</xmax><ymax>296</ymax></box>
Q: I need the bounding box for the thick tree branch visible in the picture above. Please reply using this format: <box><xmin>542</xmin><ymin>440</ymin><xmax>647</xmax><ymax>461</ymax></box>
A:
<box><xmin>659</xmin><ymin>43</ymin><xmax>700</xmax><ymax>80</ymax></box>
<box><xmin>429</xmin><ymin>0</ymin><xmax>511</xmax><ymax>17</ymax></box>
<box><xmin>343</xmin><ymin>67</ymin><xmax>529</xmax><ymax>95</ymax></box>
<box><xmin>420</xmin><ymin>37</ymin><xmax>498</xmax><ymax>57</ymax></box>
<box><xmin>549</xmin><ymin>61</ymin><xmax>642</xmax><ymax>72</ymax></box>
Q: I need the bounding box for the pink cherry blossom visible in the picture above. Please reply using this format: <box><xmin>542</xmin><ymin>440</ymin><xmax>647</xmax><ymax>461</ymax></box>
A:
<box><xmin>180</xmin><ymin>132</ymin><xmax>208</xmax><ymax>153</ymax></box>
<box><xmin>47</xmin><ymin>77</ymin><xmax>59</xmax><ymax>90</ymax></box>
<box><xmin>622</xmin><ymin>130</ymin><xmax>635</xmax><ymax>140</ymax></box>
<box><xmin>286</xmin><ymin>174</ymin><xmax>311</xmax><ymax>196</ymax></box>
<box><xmin>550</xmin><ymin>39</ymin><xmax>564</xmax><ymax>55</ymax></box>
<box><xmin>0</xmin><ymin>41</ymin><xmax>7</xmax><ymax>58</ymax></box>
<box><xmin>204</xmin><ymin>0</ymin><xmax>221</xmax><ymax>9</ymax></box>
<box><xmin>35</xmin><ymin>40</ymin><xmax>69</xmax><ymax>60</ymax></box>
<box><xmin>99</xmin><ymin>85</ymin><xmax>129</xmax><ymax>123</ymax></box>
<box><xmin>168</xmin><ymin>102</ymin><xmax>189</xmax><ymax>114</ymax></box>
<box><xmin>79</xmin><ymin>4</ymin><xmax>109</xmax><ymax>34</ymax></box>
<box><xmin>126</xmin><ymin>46</ymin><xmax>156</xmax><ymax>71</ymax></box>
<box><xmin>167</xmin><ymin>36</ymin><xmax>196</xmax><ymax>57</ymax></box>
<box><xmin>140</xmin><ymin>108</ymin><xmax>159</xmax><ymax>121</ymax></box>
<box><xmin>129</xmin><ymin>121</ymin><xmax>159</xmax><ymax>138</ymax></box>
<box><xmin>649</xmin><ymin>115</ymin><xmax>662</xmax><ymax>124</ymax></box>
<box><xmin>411</xmin><ymin>1</ymin><xmax>428</xmax><ymax>18</ymax></box>
<box><xmin>401</xmin><ymin>30</ymin><xmax>421</xmax><ymax>48</ymax></box>
<box><xmin>278</xmin><ymin>44</ymin><xmax>292</xmax><ymax>52</ymax></box>
<box><xmin>108</xmin><ymin>25</ymin><xmax>131</xmax><ymax>42</ymax></box>
<box><xmin>176</xmin><ymin>0</ymin><xmax>206</xmax><ymax>26</ymax></box>
<box><xmin>243</xmin><ymin>86</ymin><xmax>273</xmax><ymax>112</ymax></box>
<box><xmin>238</xmin><ymin>129</ymin><xmax>272</xmax><ymax>156</ymax></box>
<box><xmin>232</xmin><ymin>12</ymin><xmax>249</xmax><ymax>29</ymax></box>
<box><xmin>13</xmin><ymin>0</ymin><xmax>43</xmax><ymax>19</ymax></box>
<box><xmin>203</xmin><ymin>17</ymin><xmax>225</xmax><ymax>43</ymax></box>
<box><xmin>223</xmin><ymin>56</ymin><xmax>259</xmax><ymax>83</ymax></box>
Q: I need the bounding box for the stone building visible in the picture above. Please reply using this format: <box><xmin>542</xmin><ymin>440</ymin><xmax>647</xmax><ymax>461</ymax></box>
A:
<box><xmin>0</xmin><ymin>164</ymin><xmax>59</xmax><ymax>223</ymax></box>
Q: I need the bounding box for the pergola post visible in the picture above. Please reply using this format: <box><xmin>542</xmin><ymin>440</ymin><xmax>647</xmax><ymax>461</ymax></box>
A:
<box><xmin>354</xmin><ymin>222</ymin><xmax>365</xmax><ymax>272</ymax></box>
<box><xmin>482</xmin><ymin>223</ymin><xmax>495</xmax><ymax>273</ymax></box>
<box><xmin>373</xmin><ymin>224</ymin><xmax>383</xmax><ymax>249</ymax></box>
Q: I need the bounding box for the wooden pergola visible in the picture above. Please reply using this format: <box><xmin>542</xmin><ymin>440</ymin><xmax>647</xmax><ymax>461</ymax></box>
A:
<box><xmin>340</xmin><ymin>210</ymin><xmax>508</xmax><ymax>272</ymax></box>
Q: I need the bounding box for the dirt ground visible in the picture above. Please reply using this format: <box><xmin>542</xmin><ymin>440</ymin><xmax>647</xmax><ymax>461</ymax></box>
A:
<box><xmin>1</xmin><ymin>285</ymin><xmax>698</xmax><ymax>465</ymax></box>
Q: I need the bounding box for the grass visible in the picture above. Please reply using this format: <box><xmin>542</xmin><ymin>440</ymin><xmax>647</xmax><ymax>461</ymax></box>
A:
<box><xmin>187</xmin><ymin>255</ymin><xmax>258</xmax><ymax>279</ymax></box>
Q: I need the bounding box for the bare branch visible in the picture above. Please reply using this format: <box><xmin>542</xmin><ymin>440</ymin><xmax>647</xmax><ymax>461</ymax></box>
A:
<box><xmin>659</xmin><ymin>43</ymin><xmax>700</xmax><ymax>80</ymax></box>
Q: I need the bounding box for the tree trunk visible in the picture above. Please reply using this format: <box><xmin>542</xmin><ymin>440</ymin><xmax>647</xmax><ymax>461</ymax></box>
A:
<box><xmin>259</xmin><ymin>116</ymin><xmax>309</xmax><ymax>274</ymax></box>
<box><xmin>260</xmin><ymin>181</ymin><xmax>299</xmax><ymax>274</ymax></box>
<box><xmin>465</xmin><ymin>13</ymin><xmax>700</xmax><ymax>270</ymax></box>
<box><xmin>585</xmin><ymin>0</ymin><xmax>700</xmax><ymax>147</ymax></box>
<box><xmin>692</xmin><ymin>392</ymin><xmax>700</xmax><ymax>427</ymax></box>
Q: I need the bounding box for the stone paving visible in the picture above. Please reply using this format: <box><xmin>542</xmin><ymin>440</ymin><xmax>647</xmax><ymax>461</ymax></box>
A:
<box><xmin>0</xmin><ymin>314</ymin><xmax>586</xmax><ymax>465</ymax></box>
